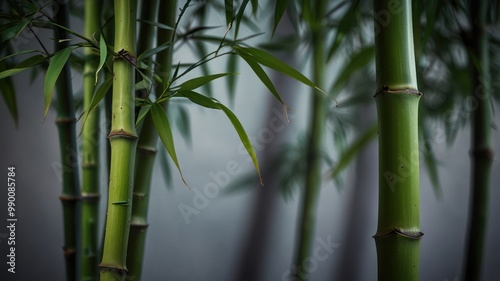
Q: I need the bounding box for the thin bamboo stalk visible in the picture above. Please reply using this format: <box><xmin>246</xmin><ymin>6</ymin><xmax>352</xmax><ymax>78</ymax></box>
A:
<box><xmin>54</xmin><ymin>3</ymin><xmax>81</xmax><ymax>280</ymax></box>
<box><xmin>463</xmin><ymin>0</ymin><xmax>494</xmax><ymax>280</ymax></box>
<box><xmin>292</xmin><ymin>2</ymin><xmax>326</xmax><ymax>280</ymax></box>
<box><xmin>372</xmin><ymin>0</ymin><xmax>423</xmax><ymax>280</ymax></box>
<box><xmin>81</xmin><ymin>1</ymin><xmax>101</xmax><ymax>280</ymax></box>
<box><xmin>125</xmin><ymin>0</ymin><xmax>170</xmax><ymax>280</ymax></box>
<box><xmin>98</xmin><ymin>0</ymin><xmax>138</xmax><ymax>280</ymax></box>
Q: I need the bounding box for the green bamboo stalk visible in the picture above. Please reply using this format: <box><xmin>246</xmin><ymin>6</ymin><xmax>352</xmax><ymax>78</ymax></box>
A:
<box><xmin>53</xmin><ymin>3</ymin><xmax>81</xmax><ymax>280</ymax></box>
<box><xmin>463</xmin><ymin>1</ymin><xmax>494</xmax><ymax>280</ymax></box>
<box><xmin>125</xmin><ymin>0</ymin><xmax>172</xmax><ymax>280</ymax></box>
<box><xmin>98</xmin><ymin>1</ymin><xmax>138</xmax><ymax>280</ymax></box>
<box><xmin>292</xmin><ymin>2</ymin><xmax>326</xmax><ymax>280</ymax></box>
<box><xmin>372</xmin><ymin>0</ymin><xmax>423</xmax><ymax>280</ymax></box>
<box><xmin>81</xmin><ymin>0</ymin><xmax>101</xmax><ymax>280</ymax></box>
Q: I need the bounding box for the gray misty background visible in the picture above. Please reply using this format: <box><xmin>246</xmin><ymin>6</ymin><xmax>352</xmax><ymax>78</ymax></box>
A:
<box><xmin>1</xmin><ymin>2</ymin><xmax>500</xmax><ymax>281</ymax></box>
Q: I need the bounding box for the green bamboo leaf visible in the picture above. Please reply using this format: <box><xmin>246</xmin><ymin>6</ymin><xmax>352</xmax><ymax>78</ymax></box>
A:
<box><xmin>150</xmin><ymin>103</ymin><xmax>187</xmax><ymax>187</ymax></box>
<box><xmin>176</xmin><ymin>91</ymin><xmax>262</xmax><ymax>184</ymax></box>
<box><xmin>234</xmin><ymin>46</ymin><xmax>325</xmax><ymax>95</ymax></box>
<box><xmin>273</xmin><ymin>0</ymin><xmax>289</xmax><ymax>37</ymax></box>
<box><xmin>225</xmin><ymin>0</ymin><xmax>234</xmax><ymax>27</ymax></box>
<box><xmin>0</xmin><ymin>49</ymin><xmax>39</xmax><ymax>63</ymax></box>
<box><xmin>218</xmin><ymin>103</ymin><xmax>262</xmax><ymax>185</ymax></box>
<box><xmin>137</xmin><ymin>42</ymin><xmax>169</xmax><ymax>62</ymax></box>
<box><xmin>237</xmin><ymin>51</ymin><xmax>284</xmax><ymax>104</ymax></box>
<box><xmin>226</xmin><ymin>54</ymin><xmax>239</xmax><ymax>104</ymax></box>
<box><xmin>177</xmin><ymin>73</ymin><xmax>234</xmax><ymax>91</ymax></box>
<box><xmin>234</xmin><ymin>0</ymin><xmax>250</xmax><ymax>39</ymax></box>
<box><xmin>95</xmin><ymin>35</ymin><xmax>107</xmax><ymax>85</ymax></box>
<box><xmin>137</xmin><ymin>19</ymin><xmax>174</xmax><ymax>31</ymax></box>
<box><xmin>330</xmin><ymin>46</ymin><xmax>375</xmax><ymax>94</ymax></box>
<box><xmin>80</xmin><ymin>75</ymin><xmax>113</xmax><ymax>135</ymax></box>
<box><xmin>158</xmin><ymin>146</ymin><xmax>173</xmax><ymax>189</ymax></box>
<box><xmin>326</xmin><ymin>2</ymin><xmax>357</xmax><ymax>61</ymax></box>
<box><xmin>0</xmin><ymin>74</ymin><xmax>18</xmax><ymax>128</ymax></box>
<box><xmin>251</xmin><ymin>0</ymin><xmax>259</xmax><ymax>15</ymax></box>
<box><xmin>0</xmin><ymin>54</ymin><xmax>47</xmax><ymax>79</ymax></box>
<box><xmin>179</xmin><ymin>90</ymin><xmax>219</xmax><ymax>109</ymax></box>
<box><xmin>331</xmin><ymin>123</ymin><xmax>377</xmax><ymax>178</ymax></box>
<box><xmin>44</xmin><ymin>48</ymin><xmax>72</xmax><ymax>118</ymax></box>
<box><xmin>175</xmin><ymin>105</ymin><xmax>192</xmax><ymax>147</ymax></box>
<box><xmin>135</xmin><ymin>104</ymin><xmax>151</xmax><ymax>126</ymax></box>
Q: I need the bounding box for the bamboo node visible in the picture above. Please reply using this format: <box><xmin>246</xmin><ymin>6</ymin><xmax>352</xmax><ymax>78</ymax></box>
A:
<box><xmin>137</xmin><ymin>145</ymin><xmax>157</xmax><ymax>155</ymax></box>
<box><xmin>81</xmin><ymin>193</ymin><xmax>100</xmax><ymax>201</ymax></box>
<box><xmin>55</xmin><ymin>117</ymin><xmax>77</xmax><ymax>124</ymax></box>
<box><xmin>108</xmin><ymin>129</ymin><xmax>139</xmax><ymax>139</ymax></box>
<box><xmin>373</xmin><ymin>228</ymin><xmax>424</xmax><ymax>239</ymax></box>
<box><xmin>98</xmin><ymin>263</ymin><xmax>128</xmax><ymax>274</ymax></box>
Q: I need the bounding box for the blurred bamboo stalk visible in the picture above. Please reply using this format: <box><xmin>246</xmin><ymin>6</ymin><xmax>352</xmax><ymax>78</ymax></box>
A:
<box><xmin>463</xmin><ymin>0</ymin><xmax>494</xmax><ymax>280</ymax></box>
<box><xmin>53</xmin><ymin>2</ymin><xmax>81</xmax><ymax>280</ymax></box>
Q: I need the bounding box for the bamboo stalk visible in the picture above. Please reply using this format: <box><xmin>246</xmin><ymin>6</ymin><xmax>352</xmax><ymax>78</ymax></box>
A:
<box><xmin>292</xmin><ymin>2</ymin><xmax>326</xmax><ymax>280</ymax></box>
<box><xmin>372</xmin><ymin>0</ymin><xmax>423</xmax><ymax>280</ymax></box>
<box><xmin>98</xmin><ymin>1</ymin><xmax>138</xmax><ymax>280</ymax></box>
<box><xmin>463</xmin><ymin>0</ymin><xmax>494</xmax><ymax>280</ymax></box>
<box><xmin>81</xmin><ymin>0</ymin><xmax>101</xmax><ymax>280</ymax></box>
<box><xmin>53</xmin><ymin>3</ymin><xmax>81</xmax><ymax>280</ymax></box>
<box><xmin>125</xmin><ymin>0</ymin><xmax>172</xmax><ymax>280</ymax></box>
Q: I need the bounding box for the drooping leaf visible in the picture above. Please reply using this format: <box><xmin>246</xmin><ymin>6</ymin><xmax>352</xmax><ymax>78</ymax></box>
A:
<box><xmin>150</xmin><ymin>103</ymin><xmax>187</xmax><ymax>187</ymax></box>
<box><xmin>0</xmin><ymin>74</ymin><xmax>18</xmax><ymax>128</ymax></box>
<box><xmin>330</xmin><ymin>123</ymin><xmax>377</xmax><ymax>178</ymax></box>
<box><xmin>234</xmin><ymin>46</ymin><xmax>332</xmax><ymax>103</ymax></box>
<box><xmin>135</xmin><ymin>104</ymin><xmax>151</xmax><ymax>126</ymax></box>
<box><xmin>330</xmin><ymin>46</ymin><xmax>375</xmax><ymax>94</ymax></box>
<box><xmin>95</xmin><ymin>35</ymin><xmax>107</xmax><ymax>85</ymax></box>
<box><xmin>237</xmin><ymin>50</ymin><xmax>285</xmax><ymax>104</ymax></box>
<box><xmin>234</xmin><ymin>0</ymin><xmax>250</xmax><ymax>40</ymax></box>
<box><xmin>225</xmin><ymin>0</ymin><xmax>234</xmax><ymax>27</ymax></box>
<box><xmin>44</xmin><ymin>47</ymin><xmax>73</xmax><ymax>118</ymax></box>
<box><xmin>0</xmin><ymin>49</ymin><xmax>39</xmax><ymax>63</ymax></box>
<box><xmin>226</xmin><ymin>53</ymin><xmax>239</xmax><ymax>104</ymax></box>
<box><xmin>251</xmin><ymin>0</ymin><xmax>259</xmax><ymax>15</ymax></box>
<box><xmin>158</xmin><ymin>146</ymin><xmax>173</xmax><ymax>189</ymax></box>
<box><xmin>176</xmin><ymin>91</ymin><xmax>262</xmax><ymax>184</ymax></box>
<box><xmin>273</xmin><ymin>0</ymin><xmax>289</xmax><ymax>37</ymax></box>
<box><xmin>218</xmin><ymin>103</ymin><xmax>262</xmax><ymax>185</ymax></box>
<box><xmin>0</xmin><ymin>54</ymin><xmax>47</xmax><ymax>79</ymax></box>
<box><xmin>177</xmin><ymin>73</ymin><xmax>234</xmax><ymax>91</ymax></box>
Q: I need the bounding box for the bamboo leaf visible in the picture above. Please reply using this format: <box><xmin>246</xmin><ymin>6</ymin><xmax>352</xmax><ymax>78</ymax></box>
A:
<box><xmin>0</xmin><ymin>54</ymin><xmax>47</xmax><ymax>79</ymax></box>
<box><xmin>225</xmin><ymin>0</ymin><xmax>234</xmax><ymax>27</ymax></box>
<box><xmin>136</xmin><ymin>104</ymin><xmax>151</xmax><ymax>126</ymax></box>
<box><xmin>273</xmin><ymin>0</ymin><xmax>289</xmax><ymax>37</ymax></box>
<box><xmin>330</xmin><ymin>46</ymin><xmax>375</xmax><ymax>94</ymax></box>
<box><xmin>95</xmin><ymin>35</ymin><xmax>107</xmax><ymax>85</ymax></box>
<box><xmin>233</xmin><ymin>0</ymin><xmax>249</xmax><ymax>40</ymax></box>
<box><xmin>137</xmin><ymin>42</ymin><xmax>169</xmax><ymax>62</ymax></box>
<box><xmin>175</xmin><ymin>105</ymin><xmax>192</xmax><ymax>147</ymax></box>
<box><xmin>177</xmin><ymin>73</ymin><xmax>234</xmax><ymax>91</ymax></box>
<box><xmin>237</xmin><ymin>51</ymin><xmax>284</xmax><ymax>104</ymax></box>
<box><xmin>0</xmin><ymin>49</ymin><xmax>39</xmax><ymax>63</ymax></box>
<box><xmin>218</xmin><ymin>103</ymin><xmax>262</xmax><ymax>185</ymax></box>
<box><xmin>0</xmin><ymin>74</ymin><xmax>18</xmax><ymax>128</ymax></box>
<box><xmin>179</xmin><ymin>90</ymin><xmax>219</xmax><ymax>109</ymax></box>
<box><xmin>44</xmin><ymin>47</ymin><xmax>72</xmax><ymax>118</ymax></box>
<box><xmin>331</xmin><ymin>123</ymin><xmax>377</xmax><ymax>178</ymax></box>
<box><xmin>251</xmin><ymin>0</ymin><xmax>259</xmax><ymax>15</ymax></box>
<box><xmin>234</xmin><ymin>46</ymin><xmax>322</xmax><ymax>93</ymax></box>
<box><xmin>158</xmin><ymin>146</ymin><xmax>173</xmax><ymax>189</ymax></box>
<box><xmin>176</xmin><ymin>91</ymin><xmax>262</xmax><ymax>184</ymax></box>
<box><xmin>226</xmin><ymin>54</ymin><xmax>239</xmax><ymax>104</ymax></box>
<box><xmin>150</xmin><ymin>103</ymin><xmax>187</xmax><ymax>187</ymax></box>
<box><xmin>137</xmin><ymin>19</ymin><xmax>174</xmax><ymax>31</ymax></box>
<box><xmin>80</xmin><ymin>75</ymin><xmax>113</xmax><ymax>135</ymax></box>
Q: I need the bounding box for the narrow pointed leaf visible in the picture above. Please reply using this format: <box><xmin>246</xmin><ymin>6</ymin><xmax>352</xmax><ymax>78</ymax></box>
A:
<box><xmin>251</xmin><ymin>0</ymin><xmax>259</xmax><ymax>15</ymax></box>
<box><xmin>0</xmin><ymin>75</ymin><xmax>18</xmax><ymax>128</ymax></box>
<box><xmin>225</xmin><ymin>0</ymin><xmax>234</xmax><ymax>26</ymax></box>
<box><xmin>218</xmin><ymin>103</ymin><xmax>262</xmax><ymax>185</ymax></box>
<box><xmin>178</xmin><ymin>73</ymin><xmax>234</xmax><ymax>91</ymax></box>
<box><xmin>95</xmin><ymin>35</ymin><xmax>107</xmax><ymax>85</ymax></box>
<box><xmin>238</xmin><ymin>51</ymin><xmax>284</xmax><ymax>104</ymax></box>
<box><xmin>179</xmin><ymin>90</ymin><xmax>219</xmax><ymax>109</ymax></box>
<box><xmin>44</xmin><ymin>47</ymin><xmax>72</xmax><ymax>117</ymax></box>
<box><xmin>273</xmin><ymin>0</ymin><xmax>289</xmax><ymax>37</ymax></box>
<box><xmin>234</xmin><ymin>0</ymin><xmax>250</xmax><ymax>39</ymax></box>
<box><xmin>331</xmin><ymin>123</ymin><xmax>377</xmax><ymax>178</ymax></box>
<box><xmin>0</xmin><ymin>49</ymin><xmax>39</xmax><ymax>63</ymax></box>
<box><xmin>234</xmin><ymin>46</ymin><xmax>322</xmax><ymax>93</ymax></box>
<box><xmin>226</xmin><ymin>54</ymin><xmax>239</xmax><ymax>104</ymax></box>
<box><xmin>0</xmin><ymin>54</ymin><xmax>47</xmax><ymax>79</ymax></box>
<box><xmin>330</xmin><ymin>46</ymin><xmax>375</xmax><ymax>94</ymax></box>
<box><xmin>80</xmin><ymin>75</ymin><xmax>113</xmax><ymax>135</ymax></box>
<box><xmin>150</xmin><ymin>103</ymin><xmax>187</xmax><ymax>186</ymax></box>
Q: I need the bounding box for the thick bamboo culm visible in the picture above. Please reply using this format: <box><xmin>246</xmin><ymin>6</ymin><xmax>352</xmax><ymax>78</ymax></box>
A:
<box><xmin>372</xmin><ymin>0</ymin><xmax>423</xmax><ymax>280</ymax></box>
<box><xmin>99</xmin><ymin>0</ymin><xmax>138</xmax><ymax>280</ymax></box>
